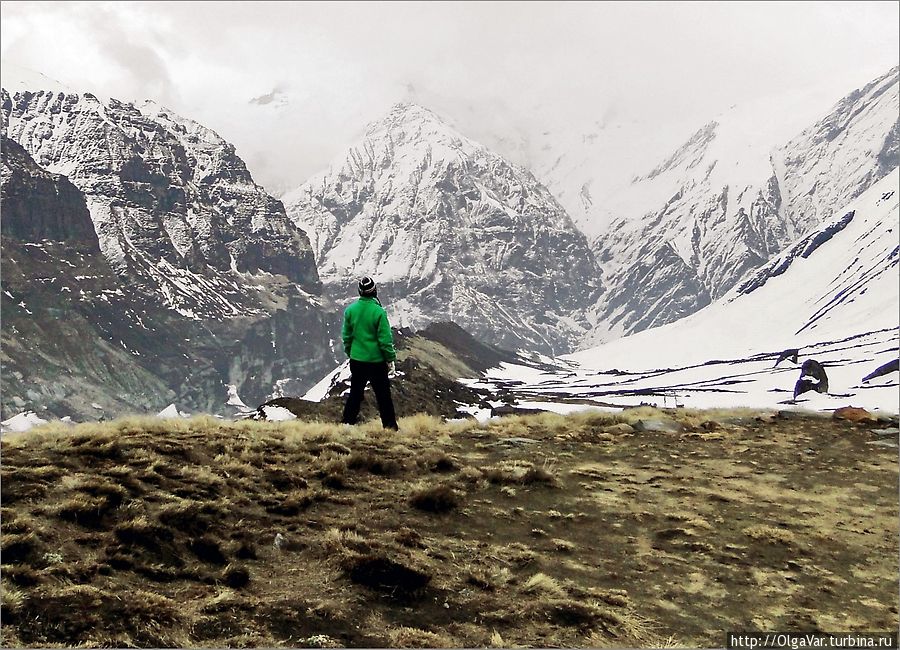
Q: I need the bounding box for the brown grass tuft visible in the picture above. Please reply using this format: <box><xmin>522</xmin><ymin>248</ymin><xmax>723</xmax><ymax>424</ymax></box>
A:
<box><xmin>743</xmin><ymin>524</ymin><xmax>796</xmax><ymax>545</ymax></box>
<box><xmin>387</xmin><ymin>626</ymin><xmax>456</xmax><ymax>648</ymax></box>
<box><xmin>409</xmin><ymin>484</ymin><xmax>460</xmax><ymax>513</ymax></box>
<box><xmin>345</xmin><ymin>555</ymin><xmax>431</xmax><ymax>599</ymax></box>
<box><xmin>418</xmin><ymin>449</ymin><xmax>458</xmax><ymax>473</ymax></box>
<box><xmin>223</xmin><ymin>564</ymin><xmax>250</xmax><ymax>589</ymax></box>
<box><xmin>522</xmin><ymin>572</ymin><xmax>566</xmax><ymax>597</ymax></box>
<box><xmin>347</xmin><ymin>451</ymin><xmax>404</xmax><ymax>476</ymax></box>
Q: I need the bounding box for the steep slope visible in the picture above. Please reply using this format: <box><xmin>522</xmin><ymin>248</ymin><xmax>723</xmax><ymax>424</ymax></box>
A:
<box><xmin>577</xmin><ymin>169</ymin><xmax>899</xmax><ymax>368</ymax></box>
<box><xmin>1</xmin><ymin>133</ymin><xmax>178</xmax><ymax>417</ymax></box>
<box><xmin>571</xmin><ymin>68</ymin><xmax>899</xmax><ymax>346</ymax></box>
<box><xmin>1</xmin><ymin>90</ymin><xmax>342</xmax><ymax>419</ymax></box>
<box><xmin>283</xmin><ymin>103</ymin><xmax>603</xmax><ymax>355</ymax></box>
<box><xmin>0</xmin><ymin>136</ymin><xmax>98</xmax><ymax>246</ymax></box>
<box><xmin>475</xmin><ymin>171</ymin><xmax>898</xmax><ymax>413</ymax></box>
<box><xmin>2</xmin><ymin>89</ymin><xmax>320</xmax><ymax>319</ymax></box>
<box><xmin>775</xmin><ymin>67</ymin><xmax>900</xmax><ymax>234</ymax></box>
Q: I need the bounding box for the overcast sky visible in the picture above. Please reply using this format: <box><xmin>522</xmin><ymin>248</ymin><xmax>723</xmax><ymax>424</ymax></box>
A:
<box><xmin>2</xmin><ymin>1</ymin><xmax>898</xmax><ymax>193</ymax></box>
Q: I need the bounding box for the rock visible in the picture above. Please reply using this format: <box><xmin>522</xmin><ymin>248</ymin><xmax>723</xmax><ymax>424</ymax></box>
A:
<box><xmin>833</xmin><ymin>406</ymin><xmax>877</xmax><ymax>424</ymax></box>
<box><xmin>777</xmin><ymin>410</ymin><xmax>809</xmax><ymax>420</ymax></box>
<box><xmin>867</xmin><ymin>439</ymin><xmax>898</xmax><ymax>448</ymax></box>
<box><xmin>302</xmin><ymin>636</ymin><xmax>341</xmax><ymax>649</ymax></box>
<box><xmin>871</xmin><ymin>428</ymin><xmax>900</xmax><ymax>437</ymax></box>
<box><xmin>603</xmin><ymin>423</ymin><xmax>635</xmax><ymax>435</ymax></box>
<box><xmin>862</xmin><ymin>358</ymin><xmax>899</xmax><ymax>382</ymax></box>
<box><xmin>634</xmin><ymin>419</ymin><xmax>683</xmax><ymax>433</ymax></box>
<box><xmin>775</xmin><ymin>348</ymin><xmax>800</xmax><ymax>366</ymax></box>
<box><xmin>1</xmin><ymin>135</ymin><xmax>98</xmax><ymax>248</ymax></box>
<box><xmin>495</xmin><ymin>437</ymin><xmax>539</xmax><ymax>447</ymax></box>
<box><xmin>490</xmin><ymin>404</ymin><xmax>547</xmax><ymax>417</ymax></box>
<box><xmin>793</xmin><ymin>359</ymin><xmax>829</xmax><ymax>398</ymax></box>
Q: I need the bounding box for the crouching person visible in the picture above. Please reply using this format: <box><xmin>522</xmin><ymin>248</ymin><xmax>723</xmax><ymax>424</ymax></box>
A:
<box><xmin>340</xmin><ymin>276</ymin><xmax>399</xmax><ymax>430</ymax></box>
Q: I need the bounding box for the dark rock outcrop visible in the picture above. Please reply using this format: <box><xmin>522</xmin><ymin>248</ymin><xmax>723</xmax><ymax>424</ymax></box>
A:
<box><xmin>793</xmin><ymin>360</ymin><xmax>829</xmax><ymax>399</ymax></box>
<box><xmin>862</xmin><ymin>358</ymin><xmax>899</xmax><ymax>382</ymax></box>
<box><xmin>774</xmin><ymin>349</ymin><xmax>800</xmax><ymax>366</ymax></box>
<box><xmin>1</xmin><ymin>135</ymin><xmax>98</xmax><ymax>248</ymax></box>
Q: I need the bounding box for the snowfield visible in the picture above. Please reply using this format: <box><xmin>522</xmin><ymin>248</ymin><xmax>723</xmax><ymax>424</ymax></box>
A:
<box><xmin>470</xmin><ymin>170</ymin><xmax>899</xmax><ymax>414</ymax></box>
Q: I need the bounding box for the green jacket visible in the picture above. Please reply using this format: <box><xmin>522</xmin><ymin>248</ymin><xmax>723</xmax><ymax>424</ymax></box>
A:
<box><xmin>342</xmin><ymin>297</ymin><xmax>396</xmax><ymax>363</ymax></box>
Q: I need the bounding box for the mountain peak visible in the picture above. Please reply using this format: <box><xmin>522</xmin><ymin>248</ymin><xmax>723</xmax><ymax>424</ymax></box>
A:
<box><xmin>364</xmin><ymin>101</ymin><xmax>464</xmax><ymax>143</ymax></box>
<box><xmin>386</xmin><ymin>101</ymin><xmax>447</xmax><ymax>122</ymax></box>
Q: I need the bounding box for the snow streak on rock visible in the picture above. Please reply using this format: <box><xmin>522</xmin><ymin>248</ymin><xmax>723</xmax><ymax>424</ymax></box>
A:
<box><xmin>485</xmin><ymin>171</ymin><xmax>899</xmax><ymax>413</ymax></box>
<box><xmin>284</xmin><ymin>103</ymin><xmax>603</xmax><ymax>355</ymax></box>
<box><xmin>2</xmin><ymin>89</ymin><xmax>320</xmax><ymax>319</ymax></box>
<box><xmin>571</xmin><ymin>67</ymin><xmax>899</xmax><ymax>347</ymax></box>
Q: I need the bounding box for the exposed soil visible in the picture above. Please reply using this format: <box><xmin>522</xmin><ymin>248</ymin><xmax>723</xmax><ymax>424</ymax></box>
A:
<box><xmin>1</xmin><ymin>408</ymin><xmax>897</xmax><ymax>647</ymax></box>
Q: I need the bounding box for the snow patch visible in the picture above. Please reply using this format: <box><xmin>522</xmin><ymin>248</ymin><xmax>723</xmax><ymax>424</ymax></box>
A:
<box><xmin>226</xmin><ymin>384</ymin><xmax>250</xmax><ymax>409</ymax></box>
<box><xmin>1</xmin><ymin>411</ymin><xmax>48</xmax><ymax>433</ymax></box>
<box><xmin>158</xmin><ymin>404</ymin><xmax>189</xmax><ymax>418</ymax></box>
<box><xmin>261</xmin><ymin>405</ymin><xmax>297</xmax><ymax>422</ymax></box>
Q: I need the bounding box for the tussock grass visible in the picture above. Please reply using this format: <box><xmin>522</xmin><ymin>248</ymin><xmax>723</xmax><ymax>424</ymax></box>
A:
<box><xmin>387</xmin><ymin>626</ymin><xmax>455</xmax><ymax>648</ymax></box>
<box><xmin>409</xmin><ymin>483</ymin><xmax>461</xmax><ymax>513</ymax></box>
<box><xmin>397</xmin><ymin>413</ymin><xmax>445</xmax><ymax>437</ymax></box>
<box><xmin>483</xmin><ymin>458</ymin><xmax>560</xmax><ymax>487</ymax></box>
<box><xmin>743</xmin><ymin>524</ymin><xmax>797</xmax><ymax>545</ymax></box>
<box><xmin>522</xmin><ymin>572</ymin><xmax>566</xmax><ymax>597</ymax></box>
<box><xmin>1</xmin><ymin>583</ymin><xmax>26</xmax><ymax>614</ymax></box>
<box><xmin>322</xmin><ymin>527</ymin><xmax>369</xmax><ymax>553</ymax></box>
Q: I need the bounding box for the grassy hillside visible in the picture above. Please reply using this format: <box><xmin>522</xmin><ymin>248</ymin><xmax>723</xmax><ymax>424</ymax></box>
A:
<box><xmin>1</xmin><ymin>408</ymin><xmax>897</xmax><ymax>647</ymax></box>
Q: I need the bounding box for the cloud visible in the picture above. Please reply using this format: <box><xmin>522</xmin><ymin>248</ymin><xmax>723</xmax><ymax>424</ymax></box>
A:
<box><xmin>1</xmin><ymin>1</ymin><xmax>897</xmax><ymax>193</ymax></box>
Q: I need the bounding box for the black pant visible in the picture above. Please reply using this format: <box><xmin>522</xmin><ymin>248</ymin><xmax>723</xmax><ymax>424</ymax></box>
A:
<box><xmin>341</xmin><ymin>360</ymin><xmax>398</xmax><ymax>430</ymax></box>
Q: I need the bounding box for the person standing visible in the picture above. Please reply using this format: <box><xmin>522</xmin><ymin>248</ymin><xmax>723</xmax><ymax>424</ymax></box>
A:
<box><xmin>340</xmin><ymin>276</ymin><xmax>399</xmax><ymax>430</ymax></box>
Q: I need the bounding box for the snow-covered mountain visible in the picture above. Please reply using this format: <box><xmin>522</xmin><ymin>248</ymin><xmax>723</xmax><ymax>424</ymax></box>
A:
<box><xmin>283</xmin><ymin>102</ymin><xmax>603</xmax><ymax>355</ymax></box>
<box><xmin>2</xmin><ymin>89</ymin><xmax>320</xmax><ymax>319</ymax></box>
<box><xmin>469</xmin><ymin>170</ymin><xmax>899</xmax><ymax>413</ymax></box>
<box><xmin>557</xmin><ymin>67</ymin><xmax>899</xmax><ymax>347</ymax></box>
<box><xmin>1</xmin><ymin>88</ymin><xmax>342</xmax><ymax>419</ymax></box>
<box><xmin>775</xmin><ymin>68</ymin><xmax>900</xmax><ymax>235</ymax></box>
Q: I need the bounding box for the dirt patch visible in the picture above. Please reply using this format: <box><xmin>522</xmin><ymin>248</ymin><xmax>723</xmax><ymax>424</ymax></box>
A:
<box><xmin>346</xmin><ymin>555</ymin><xmax>432</xmax><ymax>599</ymax></box>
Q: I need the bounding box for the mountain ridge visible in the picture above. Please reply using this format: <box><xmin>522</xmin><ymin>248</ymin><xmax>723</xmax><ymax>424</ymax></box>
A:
<box><xmin>284</xmin><ymin>101</ymin><xmax>604</xmax><ymax>355</ymax></box>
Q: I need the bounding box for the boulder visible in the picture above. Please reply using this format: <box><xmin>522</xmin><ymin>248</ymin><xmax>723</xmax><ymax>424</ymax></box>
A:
<box><xmin>832</xmin><ymin>406</ymin><xmax>877</xmax><ymax>424</ymax></box>
<box><xmin>634</xmin><ymin>419</ymin><xmax>683</xmax><ymax>433</ymax></box>
<box><xmin>793</xmin><ymin>359</ymin><xmax>829</xmax><ymax>399</ymax></box>
<box><xmin>490</xmin><ymin>404</ymin><xmax>548</xmax><ymax>417</ymax></box>
<box><xmin>603</xmin><ymin>423</ymin><xmax>636</xmax><ymax>435</ymax></box>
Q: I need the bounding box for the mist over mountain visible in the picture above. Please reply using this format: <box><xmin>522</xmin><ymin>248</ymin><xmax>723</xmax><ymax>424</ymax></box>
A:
<box><xmin>575</xmin><ymin>67</ymin><xmax>899</xmax><ymax>346</ymax></box>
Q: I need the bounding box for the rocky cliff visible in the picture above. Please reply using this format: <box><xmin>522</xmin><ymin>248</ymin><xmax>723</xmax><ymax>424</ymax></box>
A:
<box><xmin>1</xmin><ymin>91</ymin><xmax>341</xmax><ymax>420</ymax></box>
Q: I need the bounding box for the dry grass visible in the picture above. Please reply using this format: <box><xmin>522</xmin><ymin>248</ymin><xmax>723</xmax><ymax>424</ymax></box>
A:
<box><xmin>743</xmin><ymin>524</ymin><xmax>797</xmax><ymax>545</ymax></box>
<box><xmin>522</xmin><ymin>572</ymin><xmax>566</xmax><ymax>597</ymax></box>
<box><xmin>387</xmin><ymin>626</ymin><xmax>455</xmax><ymax>648</ymax></box>
<box><xmin>1</xmin><ymin>407</ymin><xmax>896</xmax><ymax>647</ymax></box>
<box><xmin>409</xmin><ymin>483</ymin><xmax>461</xmax><ymax>513</ymax></box>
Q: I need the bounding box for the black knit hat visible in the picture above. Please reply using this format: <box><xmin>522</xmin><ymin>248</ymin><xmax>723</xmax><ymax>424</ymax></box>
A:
<box><xmin>358</xmin><ymin>276</ymin><xmax>377</xmax><ymax>296</ymax></box>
